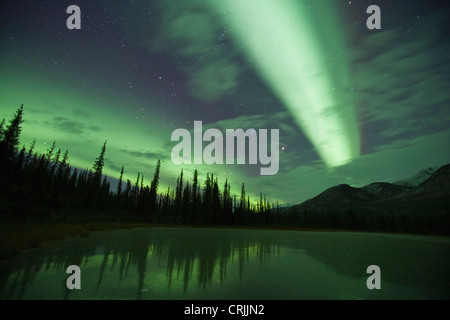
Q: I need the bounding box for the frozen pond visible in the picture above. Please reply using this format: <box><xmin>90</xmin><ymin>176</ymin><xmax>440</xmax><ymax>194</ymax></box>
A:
<box><xmin>1</xmin><ymin>227</ymin><xmax>449</xmax><ymax>299</ymax></box>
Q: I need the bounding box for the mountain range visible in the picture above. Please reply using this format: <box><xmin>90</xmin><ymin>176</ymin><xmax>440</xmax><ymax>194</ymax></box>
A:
<box><xmin>292</xmin><ymin>164</ymin><xmax>450</xmax><ymax>216</ymax></box>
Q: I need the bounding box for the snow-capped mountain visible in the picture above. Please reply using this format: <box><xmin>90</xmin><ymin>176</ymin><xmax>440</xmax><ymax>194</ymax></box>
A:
<box><xmin>393</xmin><ymin>167</ymin><xmax>438</xmax><ymax>187</ymax></box>
<box><xmin>292</xmin><ymin>164</ymin><xmax>450</xmax><ymax>214</ymax></box>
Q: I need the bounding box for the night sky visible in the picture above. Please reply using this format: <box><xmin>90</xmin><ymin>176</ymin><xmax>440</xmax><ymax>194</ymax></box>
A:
<box><xmin>1</xmin><ymin>0</ymin><xmax>449</xmax><ymax>205</ymax></box>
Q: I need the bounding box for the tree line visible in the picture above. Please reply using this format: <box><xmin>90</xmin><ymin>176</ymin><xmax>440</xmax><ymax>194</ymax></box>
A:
<box><xmin>1</xmin><ymin>105</ymin><xmax>448</xmax><ymax>234</ymax></box>
<box><xmin>0</xmin><ymin>105</ymin><xmax>279</xmax><ymax>225</ymax></box>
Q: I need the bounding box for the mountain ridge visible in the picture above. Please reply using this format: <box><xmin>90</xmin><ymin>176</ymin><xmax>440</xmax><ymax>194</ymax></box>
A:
<box><xmin>292</xmin><ymin>163</ymin><xmax>450</xmax><ymax>215</ymax></box>
<box><xmin>393</xmin><ymin>166</ymin><xmax>438</xmax><ymax>187</ymax></box>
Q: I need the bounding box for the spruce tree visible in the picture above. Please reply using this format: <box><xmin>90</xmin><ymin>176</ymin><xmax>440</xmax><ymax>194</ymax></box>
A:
<box><xmin>124</xmin><ymin>179</ymin><xmax>132</xmax><ymax>209</ymax></box>
<box><xmin>240</xmin><ymin>183</ymin><xmax>246</xmax><ymax>213</ymax></box>
<box><xmin>212</xmin><ymin>178</ymin><xmax>220</xmax><ymax>224</ymax></box>
<box><xmin>117</xmin><ymin>165</ymin><xmax>124</xmax><ymax>197</ymax></box>
<box><xmin>49</xmin><ymin>148</ymin><xmax>61</xmax><ymax>179</ymax></box>
<box><xmin>132</xmin><ymin>172</ymin><xmax>141</xmax><ymax>205</ymax></box>
<box><xmin>92</xmin><ymin>140</ymin><xmax>107</xmax><ymax>188</ymax></box>
<box><xmin>0</xmin><ymin>105</ymin><xmax>24</xmax><ymax>162</ymax></box>
<box><xmin>175</xmin><ymin>168</ymin><xmax>183</xmax><ymax>216</ymax></box>
<box><xmin>149</xmin><ymin>160</ymin><xmax>160</xmax><ymax>212</ymax></box>
<box><xmin>46</xmin><ymin>141</ymin><xmax>56</xmax><ymax>161</ymax></box>
<box><xmin>182</xmin><ymin>182</ymin><xmax>191</xmax><ymax>223</ymax></box>
<box><xmin>190</xmin><ymin>169</ymin><xmax>199</xmax><ymax>224</ymax></box>
<box><xmin>55</xmin><ymin>150</ymin><xmax>69</xmax><ymax>190</ymax></box>
<box><xmin>26</xmin><ymin>139</ymin><xmax>36</xmax><ymax>164</ymax></box>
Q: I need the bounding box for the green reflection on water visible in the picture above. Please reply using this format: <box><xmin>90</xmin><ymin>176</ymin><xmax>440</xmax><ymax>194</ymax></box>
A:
<box><xmin>1</xmin><ymin>228</ymin><xmax>449</xmax><ymax>300</ymax></box>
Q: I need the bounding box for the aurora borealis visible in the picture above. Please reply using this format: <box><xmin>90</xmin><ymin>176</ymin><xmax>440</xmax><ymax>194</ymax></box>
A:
<box><xmin>208</xmin><ymin>0</ymin><xmax>360</xmax><ymax>167</ymax></box>
<box><xmin>1</xmin><ymin>0</ymin><xmax>449</xmax><ymax>204</ymax></box>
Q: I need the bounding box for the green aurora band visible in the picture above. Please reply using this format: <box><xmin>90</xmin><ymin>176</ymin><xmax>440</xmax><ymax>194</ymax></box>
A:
<box><xmin>209</xmin><ymin>0</ymin><xmax>360</xmax><ymax>167</ymax></box>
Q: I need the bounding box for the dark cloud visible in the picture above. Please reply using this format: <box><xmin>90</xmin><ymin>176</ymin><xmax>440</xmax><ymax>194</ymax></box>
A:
<box><xmin>45</xmin><ymin>116</ymin><xmax>102</xmax><ymax>135</ymax></box>
<box><xmin>27</xmin><ymin>107</ymin><xmax>51</xmax><ymax>115</ymax></box>
<box><xmin>353</xmin><ymin>8</ymin><xmax>450</xmax><ymax>142</ymax></box>
<box><xmin>72</xmin><ymin>109</ymin><xmax>91</xmax><ymax>118</ymax></box>
<box><xmin>104</xmin><ymin>158</ymin><xmax>124</xmax><ymax>174</ymax></box>
<box><xmin>142</xmin><ymin>0</ymin><xmax>244</xmax><ymax>103</ymax></box>
<box><xmin>121</xmin><ymin>148</ymin><xmax>168</xmax><ymax>161</ymax></box>
<box><xmin>89</xmin><ymin>125</ymin><xmax>101</xmax><ymax>132</ymax></box>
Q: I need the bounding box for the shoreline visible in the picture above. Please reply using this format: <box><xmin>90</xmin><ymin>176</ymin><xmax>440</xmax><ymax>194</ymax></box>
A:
<box><xmin>1</xmin><ymin>220</ymin><xmax>448</xmax><ymax>260</ymax></box>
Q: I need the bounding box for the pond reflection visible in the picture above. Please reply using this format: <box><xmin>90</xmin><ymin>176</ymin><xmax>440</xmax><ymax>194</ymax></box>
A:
<box><xmin>1</xmin><ymin>228</ymin><xmax>449</xmax><ymax>299</ymax></box>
